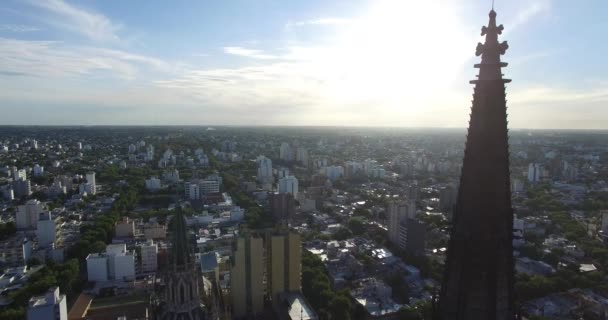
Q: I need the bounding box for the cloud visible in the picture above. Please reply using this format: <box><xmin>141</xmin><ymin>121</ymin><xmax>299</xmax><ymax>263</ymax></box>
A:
<box><xmin>505</xmin><ymin>0</ymin><xmax>551</xmax><ymax>35</ymax></box>
<box><xmin>0</xmin><ymin>24</ymin><xmax>40</xmax><ymax>32</ymax></box>
<box><xmin>26</xmin><ymin>0</ymin><xmax>122</xmax><ymax>42</ymax></box>
<box><xmin>0</xmin><ymin>38</ymin><xmax>172</xmax><ymax>80</ymax></box>
<box><xmin>223</xmin><ymin>46</ymin><xmax>278</xmax><ymax>60</ymax></box>
<box><xmin>287</xmin><ymin>18</ymin><xmax>353</xmax><ymax>28</ymax></box>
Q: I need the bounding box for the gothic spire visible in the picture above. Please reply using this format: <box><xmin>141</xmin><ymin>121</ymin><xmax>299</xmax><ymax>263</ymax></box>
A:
<box><xmin>437</xmin><ymin>9</ymin><xmax>515</xmax><ymax>320</ymax></box>
<box><xmin>170</xmin><ymin>208</ymin><xmax>192</xmax><ymax>266</ymax></box>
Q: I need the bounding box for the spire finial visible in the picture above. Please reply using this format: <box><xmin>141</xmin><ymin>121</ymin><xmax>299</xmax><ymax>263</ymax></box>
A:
<box><xmin>492</xmin><ymin>0</ymin><xmax>495</xmax><ymax>10</ymax></box>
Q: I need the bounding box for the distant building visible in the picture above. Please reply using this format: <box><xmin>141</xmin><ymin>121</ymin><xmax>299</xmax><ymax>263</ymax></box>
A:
<box><xmin>200</xmin><ymin>179</ymin><xmax>220</xmax><ymax>195</ymax></box>
<box><xmin>14</xmin><ymin>168</ymin><xmax>27</xmax><ymax>181</ymax></box>
<box><xmin>26</xmin><ymin>287</ymin><xmax>67</xmax><ymax>320</ymax></box>
<box><xmin>231</xmin><ymin>236</ymin><xmax>265</xmax><ymax>318</ymax></box>
<box><xmin>387</xmin><ymin>200</ymin><xmax>415</xmax><ymax>247</ymax></box>
<box><xmin>16</xmin><ymin>200</ymin><xmax>43</xmax><ymax>230</ymax></box>
<box><xmin>86</xmin><ymin>254</ymin><xmax>109</xmax><ymax>282</ymax></box>
<box><xmin>324</xmin><ymin>166</ymin><xmax>344</xmax><ymax>181</ymax></box>
<box><xmin>278</xmin><ymin>176</ymin><xmax>299</xmax><ymax>198</ymax></box>
<box><xmin>107</xmin><ymin>244</ymin><xmax>136</xmax><ymax>281</ymax></box>
<box><xmin>144</xmin><ymin>222</ymin><xmax>167</xmax><ymax>240</ymax></box>
<box><xmin>296</xmin><ymin>147</ymin><xmax>309</xmax><ymax>166</ymax></box>
<box><xmin>256</xmin><ymin>156</ymin><xmax>273</xmax><ymax>184</ymax></box>
<box><xmin>13</xmin><ymin>179</ymin><xmax>32</xmax><ymax>198</ymax></box>
<box><xmin>528</xmin><ymin>163</ymin><xmax>544</xmax><ymax>183</ymax></box>
<box><xmin>269</xmin><ymin>192</ymin><xmax>296</xmax><ymax>222</ymax></box>
<box><xmin>400</xmin><ymin>219</ymin><xmax>426</xmax><ymax>256</ymax></box>
<box><xmin>280</xmin><ymin>142</ymin><xmax>293</xmax><ymax>162</ymax></box>
<box><xmin>145</xmin><ymin>177</ymin><xmax>162</xmax><ymax>192</ymax></box>
<box><xmin>139</xmin><ymin>240</ymin><xmax>158</xmax><ymax>273</ymax></box>
<box><xmin>32</xmin><ymin>164</ymin><xmax>44</xmax><ymax>177</ymax></box>
<box><xmin>36</xmin><ymin>212</ymin><xmax>56</xmax><ymax>248</ymax></box>
<box><xmin>85</xmin><ymin>172</ymin><xmax>96</xmax><ymax>195</ymax></box>
<box><xmin>115</xmin><ymin>217</ymin><xmax>135</xmax><ymax>238</ymax></box>
<box><xmin>186</xmin><ymin>182</ymin><xmax>200</xmax><ymax>200</ymax></box>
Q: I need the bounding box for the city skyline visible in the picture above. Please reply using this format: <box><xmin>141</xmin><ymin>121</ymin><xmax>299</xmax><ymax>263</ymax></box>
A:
<box><xmin>1</xmin><ymin>0</ymin><xmax>607</xmax><ymax>129</ymax></box>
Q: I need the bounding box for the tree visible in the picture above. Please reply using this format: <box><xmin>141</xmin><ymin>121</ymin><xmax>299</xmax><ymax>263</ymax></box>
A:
<box><xmin>329</xmin><ymin>293</ymin><xmax>351</xmax><ymax>320</ymax></box>
<box><xmin>348</xmin><ymin>217</ymin><xmax>365</xmax><ymax>235</ymax></box>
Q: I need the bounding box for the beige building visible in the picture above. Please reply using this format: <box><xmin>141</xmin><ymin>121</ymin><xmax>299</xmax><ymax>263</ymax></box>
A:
<box><xmin>114</xmin><ymin>217</ymin><xmax>134</xmax><ymax>238</ymax></box>
<box><xmin>231</xmin><ymin>236</ymin><xmax>264</xmax><ymax>318</ymax></box>
<box><xmin>268</xmin><ymin>232</ymin><xmax>301</xmax><ymax>305</ymax></box>
<box><xmin>143</xmin><ymin>222</ymin><xmax>166</xmax><ymax>240</ymax></box>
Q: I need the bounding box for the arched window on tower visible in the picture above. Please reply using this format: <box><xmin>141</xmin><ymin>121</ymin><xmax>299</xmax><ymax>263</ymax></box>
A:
<box><xmin>190</xmin><ymin>283</ymin><xmax>193</xmax><ymax>300</ymax></box>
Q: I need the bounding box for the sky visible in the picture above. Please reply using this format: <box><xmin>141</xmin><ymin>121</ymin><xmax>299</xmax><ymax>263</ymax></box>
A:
<box><xmin>0</xmin><ymin>0</ymin><xmax>607</xmax><ymax>129</ymax></box>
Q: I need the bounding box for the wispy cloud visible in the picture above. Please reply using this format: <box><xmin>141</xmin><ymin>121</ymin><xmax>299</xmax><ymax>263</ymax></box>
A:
<box><xmin>0</xmin><ymin>38</ymin><xmax>171</xmax><ymax>80</ymax></box>
<box><xmin>505</xmin><ymin>0</ymin><xmax>551</xmax><ymax>35</ymax></box>
<box><xmin>0</xmin><ymin>24</ymin><xmax>40</xmax><ymax>32</ymax></box>
<box><xmin>223</xmin><ymin>46</ymin><xmax>278</xmax><ymax>60</ymax></box>
<box><xmin>26</xmin><ymin>0</ymin><xmax>122</xmax><ymax>42</ymax></box>
<box><xmin>287</xmin><ymin>18</ymin><xmax>352</xmax><ymax>28</ymax></box>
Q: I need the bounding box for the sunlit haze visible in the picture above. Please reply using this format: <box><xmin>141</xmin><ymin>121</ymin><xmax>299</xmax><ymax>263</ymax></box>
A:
<box><xmin>1</xmin><ymin>0</ymin><xmax>606</xmax><ymax>128</ymax></box>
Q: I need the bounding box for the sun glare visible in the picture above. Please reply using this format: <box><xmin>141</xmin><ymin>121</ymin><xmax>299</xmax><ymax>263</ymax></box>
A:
<box><xmin>320</xmin><ymin>1</ymin><xmax>472</xmax><ymax>116</ymax></box>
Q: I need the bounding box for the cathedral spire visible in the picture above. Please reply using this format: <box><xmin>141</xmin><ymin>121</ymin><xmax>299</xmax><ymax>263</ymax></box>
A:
<box><xmin>437</xmin><ymin>9</ymin><xmax>515</xmax><ymax>320</ymax></box>
<box><xmin>170</xmin><ymin>208</ymin><xmax>192</xmax><ymax>266</ymax></box>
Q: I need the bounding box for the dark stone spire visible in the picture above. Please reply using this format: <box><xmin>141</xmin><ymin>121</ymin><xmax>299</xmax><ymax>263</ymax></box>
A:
<box><xmin>170</xmin><ymin>208</ymin><xmax>192</xmax><ymax>266</ymax></box>
<box><xmin>437</xmin><ymin>10</ymin><xmax>515</xmax><ymax>320</ymax></box>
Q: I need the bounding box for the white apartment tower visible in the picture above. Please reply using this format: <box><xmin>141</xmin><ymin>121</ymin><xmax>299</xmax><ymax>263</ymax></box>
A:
<box><xmin>256</xmin><ymin>156</ymin><xmax>273</xmax><ymax>183</ymax></box>
<box><xmin>387</xmin><ymin>200</ymin><xmax>416</xmax><ymax>246</ymax></box>
<box><xmin>278</xmin><ymin>176</ymin><xmax>299</xmax><ymax>198</ymax></box>
<box><xmin>36</xmin><ymin>212</ymin><xmax>56</xmax><ymax>247</ymax></box>
<box><xmin>140</xmin><ymin>240</ymin><xmax>158</xmax><ymax>272</ymax></box>
<box><xmin>16</xmin><ymin>199</ymin><xmax>43</xmax><ymax>230</ymax></box>
<box><xmin>85</xmin><ymin>172</ymin><xmax>96</xmax><ymax>195</ymax></box>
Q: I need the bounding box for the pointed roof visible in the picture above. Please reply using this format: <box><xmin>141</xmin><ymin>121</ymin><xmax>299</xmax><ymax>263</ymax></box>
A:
<box><xmin>471</xmin><ymin>10</ymin><xmax>511</xmax><ymax>84</ymax></box>
<box><xmin>170</xmin><ymin>208</ymin><xmax>192</xmax><ymax>266</ymax></box>
<box><xmin>437</xmin><ymin>9</ymin><xmax>515</xmax><ymax>319</ymax></box>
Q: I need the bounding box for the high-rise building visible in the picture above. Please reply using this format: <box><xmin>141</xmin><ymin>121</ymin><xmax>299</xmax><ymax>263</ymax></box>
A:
<box><xmin>256</xmin><ymin>156</ymin><xmax>273</xmax><ymax>183</ymax></box>
<box><xmin>527</xmin><ymin>163</ymin><xmax>544</xmax><ymax>183</ymax></box>
<box><xmin>33</xmin><ymin>164</ymin><xmax>44</xmax><ymax>177</ymax></box>
<box><xmin>186</xmin><ymin>182</ymin><xmax>200</xmax><ymax>200</ymax></box>
<box><xmin>200</xmin><ymin>179</ymin><xmax>220</xmax><ymax>195</ymax></box>
<box><xmin>278</xmin><ymin>176</ymin><xmax>298</xmax><ymax>198</ymax></box>
<box><xmin>140</xmin><ymin>239</ymin><xmax>158</xmax><ymax>273</ymax></box>
<box><xmin>85</xmin><ymin>172</ymin><xmax>96</xmax><ymax>195</ymax></box>
<box><xmin>36</xmin><ymin>212</ymin><xmax>56</xmax><ymax>247</ymax></box>
<box><xmin>14</xmin><ymin>168</ymin><xmax>27</xmax><ymax>181</ymax></box>
<box><xmin>231</xmin><ymin>235</ymin><xmax>265</xmax><ymax>318</ymax></box>
<box><xmin>86</xmin><ymin>254</ymin><xmax>109</xmax><ymax>282</ymax></box>
<box><xmin>16</xmin><ymin>199</ymin><xmax>43</xmax><ymax>230</ymax></box>
<box><xmin>146</xmin><ymin>176</ymin><xmax>162</xmax><ymax>191</ymax></box>
<box><xmin>399</xmin><ymin>218</ymin><xmax>426</xmax><ymax>256</ymax></box>
<box><xmin>387</xmin><ymin>200</ymin><xmax>416</xmax><ymax>247</ymax></box>
<box><xmin>86</xmin><ymin>243</ymin><xmax>135</xmax><ymax>282</ymax></box>
<box><xmin>296</xmin><ymin>147</ymin><xmax>309</xmax><ymax>166</ymax></box>
<box><xmin>279</xmin><ymin>142</ymin><xmax>293</xmax><ymax>161</ymax></box>
<box><xmin>438</xmin><ymin>10</ymin><xmax>515</xmax><ymax>319</ymax></box>
<box><xmin>106</xmin><ymin>244</ymin><xmax>136</xmax><ymax>281</ymax></box>
<box><xmin>13</xmin><ymin>179</ymin><xmax>32</xmax><ymax>198</ymax></box>
<box><xmin>26</xmin><ymin>287</ymin><xmax>67</xmax><ymax>320</ymax></box>
<box><xmin>269</xmin><ymin>192</ymin><xmax>296</xmax><ymax>222</ymax></box>
<box><xmin>157</xmin><ymin>209</ymin><xmax>204</xmax><ymax>319</ymax></box>
<box><xmin>267</xmin><ymin>232</ymin><xmax>301</xmax><ymax>305</ymax></box>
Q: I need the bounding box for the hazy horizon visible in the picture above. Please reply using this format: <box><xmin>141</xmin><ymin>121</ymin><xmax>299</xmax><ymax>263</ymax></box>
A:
<box><xmin>1</xmin><ymin>0</ymin><xmax>607</xmax><ymax>129</ymax></box>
